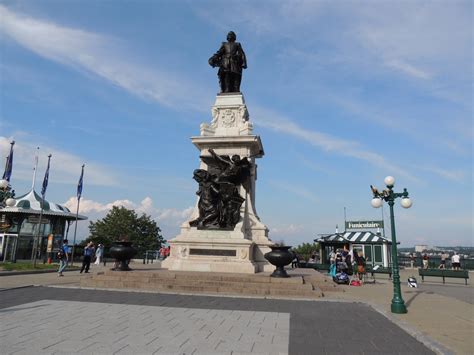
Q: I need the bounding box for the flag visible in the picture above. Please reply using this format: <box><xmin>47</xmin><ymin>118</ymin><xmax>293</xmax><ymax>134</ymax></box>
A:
<box><xmin>2</xmin><ymin>141</ymin><xmax>14</xmax><ymax>182</ymax></box>
<box><xmin>77</xmin><ymin>164</ymin><xmax>84</xmax><ymax>200</ymax></box>
<box><xmin>41</xmin><ymin>154</ymin><xmax>52</xmax><ymax>197</ymax></box>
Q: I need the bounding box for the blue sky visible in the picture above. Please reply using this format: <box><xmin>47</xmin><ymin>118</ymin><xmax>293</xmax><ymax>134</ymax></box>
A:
<box><xmin>1</xmin><ymin>0</ymin><xmax>472</xmax><ymax>247</ymax></box>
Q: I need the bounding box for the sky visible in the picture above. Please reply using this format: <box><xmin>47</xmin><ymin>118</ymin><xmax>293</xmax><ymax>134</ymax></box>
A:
<box><xmin>0</xmin><ymin>0</ymin><xmax>472</xmax><ymax>247</ymax></box>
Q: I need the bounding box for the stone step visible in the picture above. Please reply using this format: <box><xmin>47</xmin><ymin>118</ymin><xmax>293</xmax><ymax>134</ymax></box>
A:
<box><xmin>100</xmin><ymin>270</ymin><xmax>305</xmax><ymax>284</ymax></box>
<box><xmin>81</xmin><ymin>280</ymin><xmax>322</xmax><ymax>299</ymax></box>
<box><xmin>80</xmin><ymin>269</ymin><xmax>324</xmax><ymax>299</ymax></box>
<box><xmin>88</xmin><ymin>274</ymin><xmax>313</xmax><ymax>291</ymax></box>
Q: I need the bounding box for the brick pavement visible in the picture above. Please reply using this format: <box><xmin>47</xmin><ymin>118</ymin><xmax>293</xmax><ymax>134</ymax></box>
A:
<box><xmin>0</xmin><ymin>286</ymin><xmax>433</xmax><ymax>355</ymax></box>
<box><xmin>1</xmin><ymin>300</ymin><xmax>289</xmax><ymax>354</ymax></box>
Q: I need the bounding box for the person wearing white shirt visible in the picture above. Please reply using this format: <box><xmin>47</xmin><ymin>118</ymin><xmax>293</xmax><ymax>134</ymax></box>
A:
<box><xmin>451</xmin><ymin>252</ymin><xmax>461</xmax><ymax>270</ymax></box>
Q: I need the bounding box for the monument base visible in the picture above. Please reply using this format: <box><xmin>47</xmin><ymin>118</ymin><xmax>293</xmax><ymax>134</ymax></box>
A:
<box><xmin>162</xmin><ymin>92</ymin><xmax>275</xmax><ymax>274</ymax></box>
<box><xmin>162</xmin><ymin>229</ymin><xmax>274</xmax><ymax>274</ymax></box>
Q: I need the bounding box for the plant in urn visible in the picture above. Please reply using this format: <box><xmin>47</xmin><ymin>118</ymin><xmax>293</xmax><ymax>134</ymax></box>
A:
<box><xmin>110</xmin><ymin>241</ymin><xmax>137</xmax><ymax>271</ymax></box>
<box><xmin>264</xmin><ymin>244</ymin><xmax>293</xmax><ymax>278</ymax></box>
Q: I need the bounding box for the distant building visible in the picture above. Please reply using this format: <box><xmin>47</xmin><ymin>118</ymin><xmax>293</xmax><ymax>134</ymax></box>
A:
<box><xmin>415</xmin><ymin>244</ymin><xmax>429</xmax><ymax>253</ymax></box>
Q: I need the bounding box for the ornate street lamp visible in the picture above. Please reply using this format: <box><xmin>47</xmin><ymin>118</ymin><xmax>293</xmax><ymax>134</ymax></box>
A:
<box><xmin>0</xmin><ymin>179</ymin><xmax>16</xmax><ymax>208</ymax></box>
<box><xmin>371</xmin><ymin>176</ymin><xmax>412</xmax><ymax>314</ymax></box>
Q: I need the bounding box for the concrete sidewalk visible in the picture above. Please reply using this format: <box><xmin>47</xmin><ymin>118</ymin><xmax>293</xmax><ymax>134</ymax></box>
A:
<box><xmin>320</xmin><ymin>268</ymin><xmax>473</xmax><ymax>354</ymax></box>
<box><xmin>0</xmin><ymin>264</ymin><xmax>472</xmax><ymax>354</ymax></box>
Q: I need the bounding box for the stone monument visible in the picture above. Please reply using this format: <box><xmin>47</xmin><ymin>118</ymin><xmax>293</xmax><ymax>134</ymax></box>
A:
<box><xmin>162</xmin><ymin>32</ymin><xmax>273</xmax><ymax>273</ymax></box>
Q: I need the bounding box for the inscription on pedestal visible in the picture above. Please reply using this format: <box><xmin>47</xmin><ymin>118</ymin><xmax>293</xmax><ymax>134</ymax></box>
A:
<box><xmin>189</xmin><ymin>249</ymin><xmax>236</xmax><ymax>257</ymax></box>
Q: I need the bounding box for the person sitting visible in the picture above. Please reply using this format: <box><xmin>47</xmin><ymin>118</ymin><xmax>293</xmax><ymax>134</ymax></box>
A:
<box><xmin>308</xmin><ymin>255</ymin><xmax>316</xmax><ymax>263</ymax></box>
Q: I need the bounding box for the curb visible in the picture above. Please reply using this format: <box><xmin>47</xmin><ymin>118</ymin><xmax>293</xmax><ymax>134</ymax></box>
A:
<box><xmin>0</xmin><ymin>268</ymin><xmax>79</xmax><ymax>277</ymax></box>
<box><xmin>0</xmin><ymin>285</ymin><xmax>34</xmax><ymax>292</ymax></box>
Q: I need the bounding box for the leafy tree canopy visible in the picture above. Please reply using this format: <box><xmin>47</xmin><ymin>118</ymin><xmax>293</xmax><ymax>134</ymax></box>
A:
<box><xmin>292</xmin><ymin>242</ymin><xmax>320</xmax><ymax>262</ymax></box>
<box><xmin>86</xmin><ymin>206</ymin><xmax>164</xmax><ymax>256</ymax></box>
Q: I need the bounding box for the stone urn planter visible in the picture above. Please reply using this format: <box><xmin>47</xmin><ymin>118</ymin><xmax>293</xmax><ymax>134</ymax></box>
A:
<box><xmin>264</xmin><ymin>245</ymin><xmax>293</xmax><ymax>278</ymax></box>
<box><xmin>110</xmin><ymin>241</ymin><xmax>137</xmax><ymax>271</ymax></box>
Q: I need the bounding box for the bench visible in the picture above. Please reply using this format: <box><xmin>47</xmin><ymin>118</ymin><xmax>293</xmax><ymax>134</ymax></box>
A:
<box><xmin>366</xmin><ymin>265</ymin><xmax>392</xmax><ymax>279</ymax></box>
<box><xmin>418</xmin><ymin>269</ymin><xmax>469</xmax><ymax>285</ymax></box>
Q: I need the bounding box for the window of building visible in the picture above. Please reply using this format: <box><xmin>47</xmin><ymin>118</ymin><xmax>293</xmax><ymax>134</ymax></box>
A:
<box><xmin>374</xmin><ymin>245</ymin><xmax>383</xmax><ymax>263</ymax></box>
<box><xmin>364</xmin><ymin>245</ymin><xmax>372</xmax><ymax>263</ymax></box>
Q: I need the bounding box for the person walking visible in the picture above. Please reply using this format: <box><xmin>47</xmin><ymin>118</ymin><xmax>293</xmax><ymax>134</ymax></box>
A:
<box><xmin>94</xmin><ymin>244</ymin><xmax>104</xmax><ymax>266</ymax></box>
<box><xmin>57</xmin><ymin>239</ymin><xmax>69</xmax><ymax>277</ymax></box>
<box><xmin>80</xmin><ymin>242</ymin><xmax>94</xmax><ymax>274</ymax></box>
<box><xmin>409</xmin><ymin>253</ymin><xmax>415</xmax><ymax>269</ymax></box>
<box><xmin>291</xmin><ymin>253</ymin><xmax>299</xmax><ymax>268</ymax></box>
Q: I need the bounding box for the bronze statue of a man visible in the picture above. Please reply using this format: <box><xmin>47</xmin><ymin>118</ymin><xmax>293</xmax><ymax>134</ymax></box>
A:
<box><xmin>209</xmin><ymin>31</ymin><xmax>247</xmax><ymax>93</ymax></box>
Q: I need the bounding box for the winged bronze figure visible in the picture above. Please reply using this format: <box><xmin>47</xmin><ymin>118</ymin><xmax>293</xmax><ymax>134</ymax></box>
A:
<box><xmin>189</xmin><ymin>149</ymin><xmax>251</xmax><ymax>230</ymax></box>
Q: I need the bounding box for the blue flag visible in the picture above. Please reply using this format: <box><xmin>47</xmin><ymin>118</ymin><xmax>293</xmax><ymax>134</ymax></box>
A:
<box><xmin>2</xmin><ymin>141</ymin><xmax>14</xmax><ymax>182</ymax></box>
<box><xmin>77</xmin><ymin>164</ymin><xmax>84</xmax><ymax>200</ymax></box>
<box><xmin>41</xmin><ymin>154</ymin><xmax>51</xmax><ymax>197</ymax></box>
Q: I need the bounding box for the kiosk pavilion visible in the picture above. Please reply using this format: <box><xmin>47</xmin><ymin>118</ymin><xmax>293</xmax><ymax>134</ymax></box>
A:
<box><xmin>315</xmin><ymin>231</ymin><xmax>393</xmax><ymax>268</ymax></box>
<box><xmin>0</xmin><ymin>187</ymin><xmax>87</xmax><ymax>262</ymax></box>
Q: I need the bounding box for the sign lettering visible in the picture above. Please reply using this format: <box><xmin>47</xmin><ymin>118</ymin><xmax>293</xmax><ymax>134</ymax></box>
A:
<box><xmin>345</xmin><ymin>220</ymin><xmax>384</xmax><ymax>229</ymax></box>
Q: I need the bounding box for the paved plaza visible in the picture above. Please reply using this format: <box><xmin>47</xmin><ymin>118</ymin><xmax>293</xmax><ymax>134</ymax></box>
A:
<box><xmin>0</xmin><ymin>286</ymin><xmax>433</xmax><ymax>355</ymax></box>
<box><xmin>1</xmin><ymin>264</ymin><xmax>473</xmax><ymax>354</ymax></box>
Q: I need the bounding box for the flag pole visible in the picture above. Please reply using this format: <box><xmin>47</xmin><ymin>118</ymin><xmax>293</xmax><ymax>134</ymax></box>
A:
<box><xmin>32</xmin><ymin>154</ymin><xmax>51</xmax><ymax>267</ymax></box>
<box><xmin>30</xmin><ymin>147</ymin><xmax>40</xmax><ymax>265</ymax></box>
<box><xmin>31</xmin><ymin>147</ymin><xmax>40</xmax><ymax>190</ymax></box>
<box><xmin>71</xmin><ymin>164</ymin><xmax>84</xmax><ymax>266</ymax></box>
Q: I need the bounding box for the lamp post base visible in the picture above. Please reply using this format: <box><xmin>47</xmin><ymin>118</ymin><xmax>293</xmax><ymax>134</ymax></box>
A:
<box><xmin>391</xmin><ymin>302</ymin><xmax>407</xmax><ymax>314</ymax></box>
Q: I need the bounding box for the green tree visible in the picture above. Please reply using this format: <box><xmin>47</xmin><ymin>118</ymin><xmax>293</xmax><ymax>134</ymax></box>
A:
<box><xmin>292</xmin><ymin>242</ymin><xmax>320</xmax><ymax>262</ymax></box>
<box><xmin>87</xmin><ymin>206</ymin><xmax>164</xmax><ymax>257</ymax></box>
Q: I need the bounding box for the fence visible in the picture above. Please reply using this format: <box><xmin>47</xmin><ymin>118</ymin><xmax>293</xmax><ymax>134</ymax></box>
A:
<box><xmin>397</xmin><ymin>255</ymin><xmax>474</xmax><ymax>270</ymax></box>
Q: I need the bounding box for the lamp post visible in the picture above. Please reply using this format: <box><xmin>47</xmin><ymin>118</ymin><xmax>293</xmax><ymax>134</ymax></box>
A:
<box><xmin>0</xmin><ymin>179</ymin><xmax>16</xmax><ymax>208</ymax></box>
<box><xmin>371</xmin><ymin>176</ymin><xmax>412</xmax><ymax>314</ymax></box>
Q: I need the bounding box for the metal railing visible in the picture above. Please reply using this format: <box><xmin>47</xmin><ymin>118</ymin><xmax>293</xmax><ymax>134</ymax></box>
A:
<box><xmin>397</xmin><ymin>255</ymin><xmax>474</xmax><ymax>270</ymax></box>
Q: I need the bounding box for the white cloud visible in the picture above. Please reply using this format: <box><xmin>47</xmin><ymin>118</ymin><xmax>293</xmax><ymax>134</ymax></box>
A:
<box><xmin>0</xmin><ymin>135</ymin><xmax>119</xmax><ymax>187</ymax></box>
<box><xmin>384</xmin><ymin>59</ymin><xmax>431</xmax><ymax>80</ymax></box>
<box><xmin>64</xmin><ymin>198</ymin><xmax>135</xmax><ymax>214</ymax></box>
<box><xmin>63</xmin><ymin>195</ymin><xmax>193</xmax><ymax>231</ymax></box>
<box><xmin>0</xmin><ymin>5</ymin><xmax>210</xmax><ymax>112</ymax></box>
<box><xmin>198</xmin><ymin>2</ymin><xmax>471</xmax><ymax>110</ymax></box>
<box><xmin>252</xmin><ymin>106</ymin><xmax>418</xmax><ymax>181</ymax></box>
<box><xmin>416</xmin><ymin>166</ymin><xmax>466</xmax><ymax>183</ymax></box>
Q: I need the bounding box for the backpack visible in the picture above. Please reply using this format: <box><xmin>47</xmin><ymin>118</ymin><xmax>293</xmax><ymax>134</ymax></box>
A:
<box><xmin>333</xmin><ymin>272</ymin><xmax>350</xmax><ymax>285</ymax></box>
<box><xmin>57</xmin><ymin>247</ymin><xmax>66</xmax><ymax>260</ymax></box>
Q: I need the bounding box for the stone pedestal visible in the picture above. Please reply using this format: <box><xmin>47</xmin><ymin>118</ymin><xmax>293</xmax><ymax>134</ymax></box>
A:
<box><xmin>162</xmin><ymin>93</ymin><xmax>274</xmax><ymax>273</ymax></box>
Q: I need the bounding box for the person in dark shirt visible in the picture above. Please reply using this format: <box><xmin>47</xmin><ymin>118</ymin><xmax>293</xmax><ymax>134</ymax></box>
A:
<box><xmin>80</xmin><ymin>242</ymin><xmax>94</xmax><ymax>274</ymax></box>
<box><xmin>57</xmin><ymin>239</ymin><xmax>69</xmax><ymax>277</ymax></box>
<box><xmin>355</xmin><ymin>252</ymin><xmax>366</xmax><ymax>281</ymax></box>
